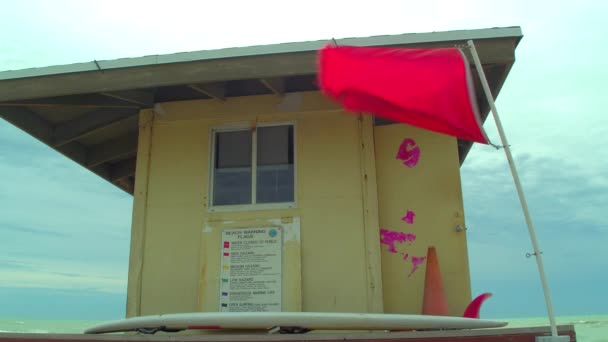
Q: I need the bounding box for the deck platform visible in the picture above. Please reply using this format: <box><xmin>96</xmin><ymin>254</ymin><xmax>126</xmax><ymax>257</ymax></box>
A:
<box><xmin>0</xmin><ymin>325</ymin><xmax>575</xmax><ymax>342</ymax></box>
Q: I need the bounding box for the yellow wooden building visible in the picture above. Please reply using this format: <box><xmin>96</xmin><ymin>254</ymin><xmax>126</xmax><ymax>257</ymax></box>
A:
<box><xmin>0</xmin><ymin>27</ymin><xmax>522</xmax><ymax>319</ymax></box>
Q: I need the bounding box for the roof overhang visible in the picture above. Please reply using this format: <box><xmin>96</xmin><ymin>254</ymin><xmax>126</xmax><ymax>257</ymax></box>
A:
<box><xmin>0</xmin><ymin>26</ymin><xmax>523</xmax><ymax>194</ymax></box>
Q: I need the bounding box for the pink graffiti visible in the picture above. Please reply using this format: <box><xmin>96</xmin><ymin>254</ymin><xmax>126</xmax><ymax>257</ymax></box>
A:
<box><xmin>401</xmin><ymin>253</ymin><xmax>409</xmax><ymax>261</ymax></box>
<box><xmin>380</xmin><ymin>229</ymin><xmax>416</xmax><ymax>253</ymax></box>
<box><xmin>396</xmin><ymin>138</ymin><xmax>420</xmax><ymax>168</ymax></box>
<box><xmin>401</xmin><ymin>210</ymin><xmax>415</xmax><ymax>224</ymax></box>
<box><xmin>409</xmin><ymin>256</ymin><xmax>427</xmax><ymax>277</ymax></box>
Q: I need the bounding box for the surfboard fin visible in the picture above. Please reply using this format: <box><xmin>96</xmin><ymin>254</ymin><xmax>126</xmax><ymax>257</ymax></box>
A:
<box><xmin>463</xmin><ymin>292</ymin><xmax>492</xmax><ymax>318</ymax></box>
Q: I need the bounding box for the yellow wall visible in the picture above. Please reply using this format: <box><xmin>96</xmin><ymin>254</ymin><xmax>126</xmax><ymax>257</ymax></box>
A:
<box><xmin>374</xmin><ymin>123</ymin><xmax>472</xmax><ymax>316</ymax></box>
<box><xmin>125</xmin><ymin>91</ymin><xmax>471</xmax><ymax>319</ymax></box>
<box><xmin>126</xmin><ymin>92</ymin><xmax>384</xmax><ymax>317</ymax></box>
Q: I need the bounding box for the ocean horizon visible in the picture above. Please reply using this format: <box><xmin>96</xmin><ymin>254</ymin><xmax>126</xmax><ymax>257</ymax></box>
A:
<box><xmin>0</xmin><ymin>314</ymin><xmax>606</xmax><ymax>341</ymax></box>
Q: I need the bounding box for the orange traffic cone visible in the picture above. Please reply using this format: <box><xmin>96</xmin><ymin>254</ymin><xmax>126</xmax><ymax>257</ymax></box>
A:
<box><xmin>421</xmin><ymin>246</ymin><xmax>449</xmax><ymax>316</ymax></box>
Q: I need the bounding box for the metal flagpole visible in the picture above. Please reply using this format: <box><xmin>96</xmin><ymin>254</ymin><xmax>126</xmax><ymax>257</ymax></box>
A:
<box><xmin>466</xmin><ymin>40</ymin><xmax>559</xmax><ymax>338</ymax></box>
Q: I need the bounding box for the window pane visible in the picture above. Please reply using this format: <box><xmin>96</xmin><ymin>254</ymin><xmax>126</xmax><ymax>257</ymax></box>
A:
<box><xmin>213</xmin><ymin>130</ymin><xmax>252</xmax><ymax>206</ymax></box>
<box><xmin>256</xmin><ymin>125</ymin><xmax>294</xmax><ymax>203</ymax></box>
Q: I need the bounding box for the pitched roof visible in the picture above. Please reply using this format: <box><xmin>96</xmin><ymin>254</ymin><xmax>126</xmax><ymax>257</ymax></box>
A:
<box><xmin>0</xmin><ymin>26</ymin><xmax>523</xmax><ymax>194</ymax></box>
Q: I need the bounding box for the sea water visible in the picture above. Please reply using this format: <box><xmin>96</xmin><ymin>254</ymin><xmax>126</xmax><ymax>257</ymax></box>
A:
<box><xmin>502</xmin><ymin>315</ymin><xmax>608</xmax><ymax>342</ymax></box>
<box><xmin>0</xmin><ymin>315</ymin><xmax>606</xmax><ymax>341</ymax></box>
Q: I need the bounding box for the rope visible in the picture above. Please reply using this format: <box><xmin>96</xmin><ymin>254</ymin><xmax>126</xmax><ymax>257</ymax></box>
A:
<box><xmin>488</xmin><ymin>141</ymin><xmax>509</xmax><ymax>150</ymax></box>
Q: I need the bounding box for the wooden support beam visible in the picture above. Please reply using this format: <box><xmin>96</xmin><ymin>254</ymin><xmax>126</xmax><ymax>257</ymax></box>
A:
<box><xmin>260</xmin><ymin>77</ymin><xmax>285</xmax><ymax>95</ymax></box>
<box><xmin>0</xmin><ymin>106</ymin><xmax>97</xmax><ymax>177</ymax></box>
<box><xmin>86</xmin><ymin>133</ymin><xmax>138</xmax><ymax>167</ymax></box>
<box><xmin>358</xmin><ymin>114</ymin><xmax>384</xmax><ymax>313</ymax></box>
<box><xmin>56</xmin><ymin>142</ymin><xmax>88</xmax><ymax>166</ymax></box>
<box><xmin>0</xmin><ymin>106</ymin><xmax>53</xmax><ymax>143</ymax></box>
<box><xmin>90</xmin><ymin>163</ymin><xmax>111</xmax><ymax>180</ymax></box>
<box><xmin>187</xmin><ymin>82</ymin><xmax>226</xmax><ymax>100</ymax></box>
<box><xmin>100</xmin><ymin>90</ymin><xmax>154</xmax><ymax>107</ymax></box>
<box><xmin>1</xmin><ymin>106</ymin><xmax>133</xmax><ymax>194</ymax></box>
<box><xmin>127</xmin><ymin>111</ymin><xmax>153</xmax><ymax>317</ymax></box>
<box><xmin>114</xmin><ymin>177</ymin><xmax>135</xmax><ymax>194</ymax></box>
<box><xmin>0</xmin><ymin>94</ymin><xmax>140</xmax><ymax>108</ymax></box>
<box><xmin>109</xmin><ymin>158</ymin><xmax>136</xmax><ymax>181</ymax></box>
<box><xmin>52</xmin><ymin>108</ymin><xmax>138</xmax><ymax>147</ymax></box>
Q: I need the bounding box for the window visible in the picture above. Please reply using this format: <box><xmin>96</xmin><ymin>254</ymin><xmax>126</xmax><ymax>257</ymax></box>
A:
<box><xmin>210</xmin><ymin>123</ymin><xmax>295</xmax><ymax>209</ymax></box>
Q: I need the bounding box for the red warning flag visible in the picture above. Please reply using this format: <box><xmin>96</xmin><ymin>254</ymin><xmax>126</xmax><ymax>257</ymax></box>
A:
<box><xmin>317</xmin><ymin>45</ymin><xmax>488</xmax><ymax>144</ymax></box>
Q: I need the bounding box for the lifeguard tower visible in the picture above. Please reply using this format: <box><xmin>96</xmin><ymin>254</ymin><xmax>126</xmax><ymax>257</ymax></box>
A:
<box><xmin>1</xmin><ymin>26</ymin><xmax>575</xmax><ymax>340</ymax></box>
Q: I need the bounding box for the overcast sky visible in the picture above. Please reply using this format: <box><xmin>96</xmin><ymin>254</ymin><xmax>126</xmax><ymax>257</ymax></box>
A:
<box><xmin>1</xmin><ymin>0</ymin><xmax>606</xmax><ymax>321</ymax></box>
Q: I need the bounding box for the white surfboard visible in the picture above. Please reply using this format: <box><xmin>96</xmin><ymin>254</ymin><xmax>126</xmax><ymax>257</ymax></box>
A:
<box><xmin>84</xmin><ymin>311</ymin><xmax>507</xmax><ymax>334</ymax></box>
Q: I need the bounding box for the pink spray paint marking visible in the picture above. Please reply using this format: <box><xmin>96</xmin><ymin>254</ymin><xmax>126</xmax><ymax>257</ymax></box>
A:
<box><xmin>409</xmin><ymin>256</ymin><xmax>427</xmax><ymax>277</ymax></box>
<box><xmin>401</xmin><ymin>210</ymin><xmax>415</xmax><ymax>224</ymax></box>
<box><xmin>396</xmin><ymin>138</ymin><xmax>420</xmax><ymax>168</ymax></box>
<box><xmin>401</xmin><ymin>253</ymin><xmax>409</xmax><ymax>261</ymax></box>
<box><xmin>380</xmin><ymin>229</ymin><xmax>416</xmax><ymax>253</ymax></box>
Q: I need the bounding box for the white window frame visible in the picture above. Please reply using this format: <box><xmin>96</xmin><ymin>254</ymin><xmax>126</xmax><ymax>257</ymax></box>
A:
<box><xmin>208</xmin><ymin>121</ymin><xmax>297</xmax><ymax>212</ymax></box>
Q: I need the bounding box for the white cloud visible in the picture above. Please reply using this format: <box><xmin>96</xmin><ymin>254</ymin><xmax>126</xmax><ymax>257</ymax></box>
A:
<box><xmin>462</xmin><ymin>150</ymin><xmax>608</xmax><ymax>230</ymax></box>
<box><xmin>0</xmin><ymin>256</ymin><xmax>127</xmax><ymax>293</ymax></box>
<box><xmin>462</xmin><ymin>146</ymin><xmax>608</xmax><ymax>307</ymax></box>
